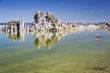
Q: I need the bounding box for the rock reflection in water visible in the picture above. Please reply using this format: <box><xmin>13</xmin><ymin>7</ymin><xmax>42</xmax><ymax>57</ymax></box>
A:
<box><xmin>3</xmin><ymin>26</ymin><xmax>103</xmax><ymax>49</ymax></box>
<box><xmin>34</xmin><ymin>30</ymin><xmax>74</xmax><ymax>49</ymax></box>
<box><xmin>3</xmin><ymin>30</ymin><xmax>25</xmax><ymax>42</ymax></box>
<box><xmin>34</xmin><ymin>32</ymin><xmax>62</xmax><ymax>49</ymax></box>
<box><xmin>3</xmin><ymin>27</ymin><xmax>75</xmax><ymax>49</ymax></box>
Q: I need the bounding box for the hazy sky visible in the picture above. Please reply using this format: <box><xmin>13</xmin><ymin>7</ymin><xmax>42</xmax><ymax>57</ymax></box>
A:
<box><xmin>0</xmin><ymin>0</ymin><xmax>110</xmax><ymax>23</ymax></box>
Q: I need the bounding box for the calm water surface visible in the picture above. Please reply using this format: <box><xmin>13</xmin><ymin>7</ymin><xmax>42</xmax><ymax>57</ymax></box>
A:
<box><xmin>0</xmin><ymin>29</ymin><xmax>110</xmax><ymax>73</ymax></box>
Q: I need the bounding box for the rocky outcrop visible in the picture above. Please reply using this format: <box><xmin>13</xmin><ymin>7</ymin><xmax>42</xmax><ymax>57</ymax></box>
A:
<box><xmin>2</xmin><ymin>18</ymin><xmax>25</xmax><ymax>42</ymax></box>
<box><xmin>32</xmin><ymin>11</ymin><xmax>74</xmax><ymax>31</ymax></box>
<box><xmin>33</xmin><ymin>11</ymin><xmax>58</xmax><ymax>31</ymax></box>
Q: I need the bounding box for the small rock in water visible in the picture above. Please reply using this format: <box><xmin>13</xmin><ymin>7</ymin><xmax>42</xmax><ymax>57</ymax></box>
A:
<box><xmin>96</xmin><ymin>33</ymin><xmax>101</xmax><ymax>40</ymax></box>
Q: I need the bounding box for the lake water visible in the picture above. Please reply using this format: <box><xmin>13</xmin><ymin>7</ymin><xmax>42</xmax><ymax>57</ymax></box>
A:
<box><xmin>0</xmin><ymin>29</ymin><xmax>110</xmax><ymax>73</ymax></box>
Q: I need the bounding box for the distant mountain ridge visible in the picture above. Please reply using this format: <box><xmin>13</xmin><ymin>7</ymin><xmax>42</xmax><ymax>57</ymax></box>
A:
<box><xmin>0</xmin><ymin>23</ymin><xmax>7</xmax><ymax>25</ymax></box>
<box><xmin>0</xmin><ymin>23</ymin><xmax>32</xmax><ymax>25</ymax></box>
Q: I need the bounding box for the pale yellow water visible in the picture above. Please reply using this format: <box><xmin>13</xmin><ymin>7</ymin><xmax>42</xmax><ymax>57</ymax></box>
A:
<box><xmin>0</xmin><ymin>29</ymin><xmax>110</xmax><ymax>73</ymax></box>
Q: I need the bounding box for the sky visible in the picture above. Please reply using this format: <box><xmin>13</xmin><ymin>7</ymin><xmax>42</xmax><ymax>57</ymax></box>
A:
<box><xmin>0</xmin><ymin>0</ymin><xmax>110</xmax><ymax>23</ymax></box>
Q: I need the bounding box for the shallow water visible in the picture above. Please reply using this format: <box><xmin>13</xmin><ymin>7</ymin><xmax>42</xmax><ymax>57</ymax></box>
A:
<box><xmin>0</xmin><ymin>29</ymin><xmax>110</xmax><ymax>73</ymax></box>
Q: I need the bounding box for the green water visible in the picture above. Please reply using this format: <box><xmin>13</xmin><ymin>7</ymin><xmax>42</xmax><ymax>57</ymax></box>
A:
<box><xmin>0</xmin><ymin>29</ymin><xmax>110</xmax><ymax>73</ymax></box>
